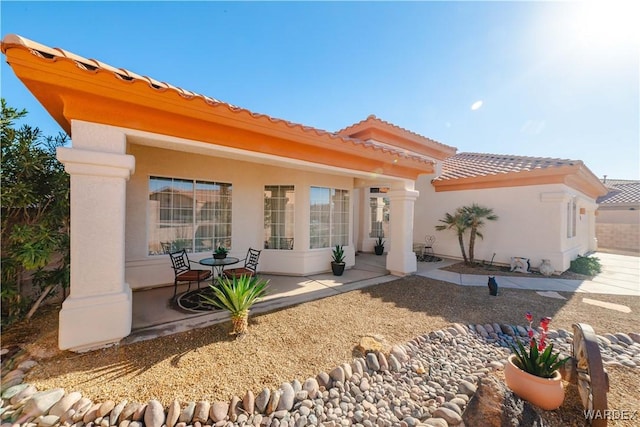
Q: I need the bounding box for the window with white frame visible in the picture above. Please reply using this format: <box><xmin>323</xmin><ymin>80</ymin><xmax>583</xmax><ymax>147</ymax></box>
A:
<box><xmin>309</xmin><ymin>186</ymin><xmax>349</xmax><ymax>249</ymax></box>
<box><xmin>369</xmin><ymin>187</ymin><xmax>390</xmax><ymax>238</ymax></box>
<box><xmin>566</xmin><ymin>198</ymin><xmax>577</xmax><ymax>238</ymax></box>
<box><xmin>148</xmin><ymin>177</ymin><xmax>232</xmax><ymax>255</ymax></box>
<box><xmin>264</xmin><ymin>185</ymin><xmax>295</xmax><ymax>250</ymax></box>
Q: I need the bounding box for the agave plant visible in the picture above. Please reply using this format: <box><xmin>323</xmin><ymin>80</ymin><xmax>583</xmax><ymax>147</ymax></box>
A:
<box><xmin>510</xmin><ymin>313</ymin><xmax>569</xmax><ymax>378</ymax></box>
<box><xmin>202</xmin><ymin>275</ymin><xmax>269</xmax><ymax>336</ymax></box>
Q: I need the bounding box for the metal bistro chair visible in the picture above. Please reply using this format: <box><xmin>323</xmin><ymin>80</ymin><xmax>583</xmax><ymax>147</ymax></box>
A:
<box><xmin>169</xmin><ymin>249</ymin><xmax>212</xmax><ymax>297</ymax></box>
<box><xmin>423</xmin><ymin>235</ymin><xmax>436</xmax><ymax>257</ymax></box>
<box><xmin>223</xmin><ymin>248</ymin><xmax>261</xmax><ymax>279</ymax></box>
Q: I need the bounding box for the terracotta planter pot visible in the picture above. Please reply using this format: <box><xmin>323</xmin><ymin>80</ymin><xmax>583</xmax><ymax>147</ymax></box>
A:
<box><xmin>504</xmin><ymin>354</ymin><xmax>564</xmax><ymax>410</ymax></box>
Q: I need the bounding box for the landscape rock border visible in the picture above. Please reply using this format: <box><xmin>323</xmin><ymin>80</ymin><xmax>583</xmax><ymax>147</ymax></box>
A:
<box><xmin>2</xmin><ymin>324</ymin><xmax>639</xmax><ymax>427</ymax></box>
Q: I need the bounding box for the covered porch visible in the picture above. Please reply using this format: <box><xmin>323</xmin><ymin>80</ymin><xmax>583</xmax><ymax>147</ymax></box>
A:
<box><xmin>126</xmin><ymin>253</ymin><xmax>397</xmax><ymax>344</ymax></box>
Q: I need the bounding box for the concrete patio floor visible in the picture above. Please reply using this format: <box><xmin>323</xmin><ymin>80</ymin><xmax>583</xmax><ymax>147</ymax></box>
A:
<box><xmin>125</xmin><ymin>253</ymin><xmax>398</xmax><ymax>344</ymax></box>
<box><xmin>125</xmin><ymin>251</ymin><xmax>639</xmax><ymax>345</ymax></box>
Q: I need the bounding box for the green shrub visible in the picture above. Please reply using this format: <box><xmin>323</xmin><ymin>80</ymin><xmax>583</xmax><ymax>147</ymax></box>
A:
<box><xmin>569</xmin><ymin>255</ymin><xmax>602</xmax><ymax>276</ymax></box>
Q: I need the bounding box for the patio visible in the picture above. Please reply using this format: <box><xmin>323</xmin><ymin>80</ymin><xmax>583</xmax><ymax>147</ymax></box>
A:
<box><xmin>126</xmin><ymin>253</ymin><xmax>447</xmax><ymax>345</ymax></box>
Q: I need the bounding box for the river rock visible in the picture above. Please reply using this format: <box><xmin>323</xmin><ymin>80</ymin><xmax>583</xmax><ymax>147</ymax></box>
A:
<box><xmin>277</xmin><ymin>383</ymin><xmax>294</xmax><ymax>411</ymax></box>
<box><xmin>390</xmin><ymin>344</ymin><xmax>409</xmax><ymax>363</ymax></box>
<box><xmin>366</xmin><ymin>353</ymin><xmax>380</xmax><ymax>371</ymax></box>
<box><xmin>266</xmin><ymin>390</ymin><xmax>280</xmax><ymax>415</ymax></box>
<box><xmin>83</xmin><ymin>403</ymin><xmax>102</xmax><ymax>423</ymax></box>
<box><xmin>229</xmin><ymin>396</ymin><xmax>241</xmax><ymax>422</ymax></box>
<box><xmin>302</xmin><ymin>378</ymin><xmax>319</xmax><ymax>399</ymax></box>
<box><xmin>193</xmin><ymin>401</ymin><xmax>210</xmax><ymax>423</ymax></box>
<box><xmin>423</xmin><ymin>417</ymin><xmax>448</xmax><ymax>427</ymax></box>
<box><xmin>457</xmin><ymin>380</ymin><xmax>477</xmax><ymax>396</ymax></box>
<box><xmin>433</xmin><ymin>407</ymin><xmax>462</xmax><ymax>425</ymax></box>
<box><xmin>143</xmin><ymin>400</ymin><xmax>164</xmax><ymax>427</ymax></box>
<box><xmin>178</xmin><ymin>401</ymin><xmax>194</xmax><ymax>423</ymax></box>
<box><xmin>118</xmin><ymin>402</ymin><xmax>141</xmax><ymax>423</ymax></box>
<box><xmin>2</xmin><ymin>383</ymin><xmax>29</xmax><ymax>400</ymax></box>
<box><xmin>329</xmin><ymin>367</ymin><xmax>345</xmax><ymax>384</ymax></box>
<box><xmin>132</xmin><ymin>403</ymin><xmax>146</xmax><ymax>421</ymax></box>
<box><xmin>210</xmin><ymin>402</ymin><xmax>228</xmax><ymax>422</ymax></box>
<box><xmin>316</xmin><ymin>372</ymin><xmax>331</xmax><ymax>389</ymax></box>
<box><xmin>255</xmin><ymin>389</ymin><xmax>270</xmax><ymax>414</ymax></box>
<box><xmin>615</xmin><ymin>333</ymin><xmax>634</xmax><ymax>345</ymax></box>
<box><xmin>37</xmin><ymin>414</ymin><xmax>60</xmax><ymax>427</ymax></box>
<box><xmin>109</xmin><ymin>400</ymin><xmax>128</xmax><ymax>426</ymax></box>
<box><xmin>243</xmin><ymin>390</ymin><xmax>255</xmax><ymax>414</ymax></box>
<box><xmin>10</xmin><ymin>384</ymin><xmax>38</xmax><ymax>406</ymax></box>
<box><xmin>72</xmin><ymin>400</ymin><xmax>93</xmax><ymax>422</ymax></box>
<box><xmin>377</xmin><ymin>352</ymin><xmax>389</xmax><ymax>371</ymax></box>
<box><xmin>23</xmin><ymin>389</ymin><xmax>66</xmax><ymax>419</ymax></box>
<box><xmin>166</xmin><ymin>400</ymin><xmax>180</xmax><ymax>427</ymax></box>
<box><xmin>97</xmin><ymin>401</ymin><xmax>115</xmax><ymax>418</ymax></box>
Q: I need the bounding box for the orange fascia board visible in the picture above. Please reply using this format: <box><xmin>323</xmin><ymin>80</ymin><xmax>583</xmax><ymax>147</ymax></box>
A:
<box><xmin>434</xmin><ymin>164</ymin><xmax>608</xmax><ymax>199</ymax></box>
<box><xmin>346</xmin><ymin>127</ymin><xmax>456</xmax><ymax>161</ymax></box>
<box><xmin>338</xmin><ymin>116</ymin><xmax>457</xmax><ymax>161</ymax></box>
<box><xmin>2</xmin><ymin>35</ymin><xmax>434</xmax><ymax>180</ymax></box>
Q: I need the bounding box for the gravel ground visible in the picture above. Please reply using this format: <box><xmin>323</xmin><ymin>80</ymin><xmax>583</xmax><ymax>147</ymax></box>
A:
<box><xmin>3</xmin><ymin>275</ymin><xmax>639</xmax><ymax>426</ymax></box>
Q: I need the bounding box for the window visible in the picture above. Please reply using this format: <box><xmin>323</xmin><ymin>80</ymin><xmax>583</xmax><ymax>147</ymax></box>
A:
<box><xmin>567</xmin><ymin>198</ymin><xmax>577</xmax><ymax>238</ymax></box>
<box><xmin>369</xmin><ymin>187</ymin><xmax>389</xmax><ymax>238</ymax></box>
<box><xmin>148</xmin><ymin>177</ymin><xmax>232</xmax><ymax>255</ymax></box>
<box><xmin>309</xmin><ymin>186</ymin><xmax>349</xmax><ymax>249</ymax></box>
<box><xmin>264</xmin><ymin>185</ymin><xmax>295</xmax><ymax>250</ymax></box>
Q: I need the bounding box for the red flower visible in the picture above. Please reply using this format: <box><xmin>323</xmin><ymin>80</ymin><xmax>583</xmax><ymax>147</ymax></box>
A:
<box><xmin>538</xmin><ymin>340</ymin><xmax>547</xmax><ymax>351</ymax></box>
<box><xmin>528</xmin><ymin>329</ymin><xmax>534</xmax><ymax>338</ymax></box>
<box><xmin>525</xmin><ymin>312</ymin><xmax>533</xmax><ymax>322</ymax></box>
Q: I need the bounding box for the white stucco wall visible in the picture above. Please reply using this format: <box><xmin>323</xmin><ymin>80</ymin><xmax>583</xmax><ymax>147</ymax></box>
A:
<box><xmin>124</xmin><ymin>144</ymin><xmax>359</xmax><ymax>289</ymax></box>
<box><xmin>414</xmin><ymin>176</ymin><xmax>599</xmax><ymax>272</ymax></box>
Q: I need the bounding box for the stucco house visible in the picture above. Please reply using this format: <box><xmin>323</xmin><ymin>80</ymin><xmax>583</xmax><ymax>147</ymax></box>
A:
<box><xmin>596</xmin><ymin>179</ymin><xmax>640</xmax><ymax>254</ymax></box>
<box><xmin>1</xmin><ymin>34</ymin><xmax>607</xmax><ymax>351</ymax></box>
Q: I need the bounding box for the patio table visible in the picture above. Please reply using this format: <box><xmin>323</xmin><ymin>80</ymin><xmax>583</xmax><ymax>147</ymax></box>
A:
<box><xmin>198</xmin><ymin>256</ymin><xmax>240</xmax><ymax>280</ymax></box>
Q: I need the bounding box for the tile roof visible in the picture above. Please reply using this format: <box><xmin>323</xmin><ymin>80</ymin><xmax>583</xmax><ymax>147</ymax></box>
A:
<box><xmin>338</xmin><ymin>114</ymin><xmax>456</xmax><ymax>153</ymax></box>
<box><xmin>435</xmin><ymin>152</ymin><xmax>581</xmax><ymax>181</ymax></box>
<box><xmin>597</xmin><ymin>180</ymin><xmax>640</xmax><ymax>205</ymax></box>
<box><xmin>1</xmin><ymin>34</ymin><xmax>436</xmax><ymax>171</ymax></box>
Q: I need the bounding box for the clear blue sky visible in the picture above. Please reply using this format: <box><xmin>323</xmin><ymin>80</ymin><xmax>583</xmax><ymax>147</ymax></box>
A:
<box><xmin>2</xmin><ymin>1</ymin><xmax>639</xmax><ymax>179</ymax></box>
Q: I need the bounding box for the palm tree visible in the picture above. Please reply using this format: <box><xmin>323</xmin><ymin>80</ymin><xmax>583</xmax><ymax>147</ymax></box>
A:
<box><xmin>435</xmin><ymin>210</ymin><xmax>469</xmax><ymax>264</ymax></box>
<box><xmin>202</xmin><ymin>275</ymin><xmax>269</xmax><ymax>337</ymax></box>
<box><xmin>461</xmin><ymin>203</ymin><xmax>498</xmax><ymax>264</ymax></box>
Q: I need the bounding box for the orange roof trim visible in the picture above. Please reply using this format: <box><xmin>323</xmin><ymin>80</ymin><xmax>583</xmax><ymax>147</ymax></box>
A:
<box><xmin>1</xmin><ymin>34</ymin><xmax>436</xmax><ymax>180</ymax></box>
<box><xmin>433</xmin><ymin>153</ymin><xmax>608</xmax><ymax>199</ymax></box>
<box><xmin>338</xmin><ymin>114</ymin><xmax>457</xmax><ymax>161</ymax></box>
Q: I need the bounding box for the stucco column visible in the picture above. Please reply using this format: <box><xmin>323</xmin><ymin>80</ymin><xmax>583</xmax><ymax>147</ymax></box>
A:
<box><xmin>386</xmin><ymin>188</ymin><xmax>419</xmax><ymax>276</ymax></box>
<box><xmin>56</xmin><ymin>121</ymin><xmax>135</xmax><ymax>351</ymax></box>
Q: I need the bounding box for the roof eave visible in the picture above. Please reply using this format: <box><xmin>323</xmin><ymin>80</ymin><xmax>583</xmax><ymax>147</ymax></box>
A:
<box><xmin>434</xmin><ymin>164</ymin><xmax>609</xmax><ymax>199</ymax></box>
<box><xmin>2</xmin><ymin>36</ymin><xmax>434</xmax><ymax>180</ymax></box>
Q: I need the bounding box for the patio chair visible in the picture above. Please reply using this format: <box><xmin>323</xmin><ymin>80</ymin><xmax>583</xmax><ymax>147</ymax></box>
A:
<box><xmin>424</xmin><ymin>235</ymin><xmax>436</xmax><ymax>256</ymax></box>
<box><xmin>169</xmin><ymin>249</ymin><xmax>212</xmax><ymax>297</ymax></box>
<box><xmin>223</xmin><ymin>248</ymin><xmax>261</xmax><ymax>279</ymax></box>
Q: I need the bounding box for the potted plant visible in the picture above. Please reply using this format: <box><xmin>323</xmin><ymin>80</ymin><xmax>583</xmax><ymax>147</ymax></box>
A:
<box><xmin>504</xmin><ymin>312</ymin><xmax>569</xmax><ymax>410</ymax></box>
<box><xmin>213</xmin><ymin>245</ymin><xmax>228</xmax><ymax>259</ymax></box>
<box><xmin>331</xmin><ymin>245</ymin><xmax>346</xmax><ymax>276</ymax></box>
<box><xmin>374</xmin><ymin>236</ymin><xmax>385</xmax><ymax>255</ymax></box>
<box><xmin>201</xmin><ymin>275</ymin><xmax>269</xmax><ymax>337</ymax></box>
